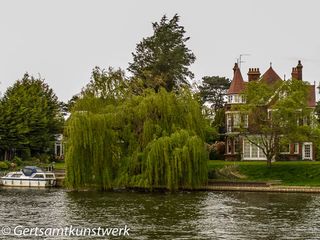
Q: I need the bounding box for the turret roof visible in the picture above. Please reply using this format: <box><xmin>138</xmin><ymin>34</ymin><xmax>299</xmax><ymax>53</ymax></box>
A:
<box><xmin>227</xmin><ymin>63</ymin><xmax>245</xmax><ymax>94</ymax></box>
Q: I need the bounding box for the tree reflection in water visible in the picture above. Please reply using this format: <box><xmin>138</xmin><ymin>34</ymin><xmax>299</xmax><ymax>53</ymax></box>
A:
<box><xmin>1</xmin><ymin>189</ymin><xmax>320</xmax><ymax>239</ymax></box>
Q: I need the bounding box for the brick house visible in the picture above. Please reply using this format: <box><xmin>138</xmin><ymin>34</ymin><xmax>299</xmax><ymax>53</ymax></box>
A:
<box><xmin>225</xmin><ymin>60</ymin><xmax>316</xmax><ymax>161</ymax></box>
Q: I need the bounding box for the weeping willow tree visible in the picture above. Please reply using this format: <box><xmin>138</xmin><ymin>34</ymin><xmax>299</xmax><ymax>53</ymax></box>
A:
<box><xmin>65</xmin><ymin>88</ymin><xmax>210</xmax><ymax>191</ymax></box>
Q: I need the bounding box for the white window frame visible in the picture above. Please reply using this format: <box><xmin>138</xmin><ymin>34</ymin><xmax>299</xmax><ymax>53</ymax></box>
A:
<box><xmin>234</xmin><ymin>138</ymin><xmax>239</xmax><ymax>154</ymax></box>
<box><xmin>234</xmin><ymin>95</ymin><xmax>239</xmax><ymax>103</ymax></box>
<box><xmin>294</xmin><ymin>143</ymin><xmax>299</xmax><ymax>154</ymax></box>
<box><xmin>233</xmin><ymin>113</ymin><xmax>240</xmax><ymax>128</ymax></box>
<box><xmin>227</xmin><ymin>114</ymin><xmax>232</xmax><ymax>132</ymax></box>
<box><xmin>280</xmin><ymin>144</ymin><xmax>290</xmax><ymax>154</ymax></box>
<box><xmin>243</xmin><ymin>114</ymin><xmax>248</xmax><ymax>128</ymax></box>
<box><xmin>226</xmin><ymin>111</ymin><xmax>247</xmax><ymax>131</ymax></box>
<box><xmin>228</xmin><ymin>94</ymin><xmax>246</xmax><ymax>104</ymax></box>
<box><xmin>242</xmin><ymin>138</ymin><xmax>267</xmax><ymax>160</ymax></box>
<box><xmin>241</xmin><ymin>95</ymin><xmax>246</xmax><ymax>103</ymax></box>
<box><xmin>227</xmin><ymin>139</ymin><xmax>232</xmax><ymax>154</ymax></box>
<box><xmin>302</xmin><ymin>142</ymin><xmax>313</xmax><ymax>160</ymax></box>
<box><xmin>54</xmin><ymin>142</ymin><xmax>64</xmax><ymax>156</ymax></box>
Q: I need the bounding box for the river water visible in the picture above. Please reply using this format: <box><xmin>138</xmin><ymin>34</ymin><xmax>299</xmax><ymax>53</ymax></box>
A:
<box><xmin>1</xmin><ymin>188</ymin><xmax>320</xmax><ymax>239</ymax></box>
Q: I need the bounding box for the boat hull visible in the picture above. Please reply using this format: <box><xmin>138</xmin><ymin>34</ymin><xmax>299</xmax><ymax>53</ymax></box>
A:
<box><xmin>1</xmin><ymin>178</ymin><xmax>56</xmax><ymax>187</ymax></box>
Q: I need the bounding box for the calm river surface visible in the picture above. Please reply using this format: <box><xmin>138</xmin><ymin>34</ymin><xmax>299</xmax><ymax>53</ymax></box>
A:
<box><xmin>1</xmin><ymin>188</ymin><xmax>320</xmax><ymax>239</ymax></box>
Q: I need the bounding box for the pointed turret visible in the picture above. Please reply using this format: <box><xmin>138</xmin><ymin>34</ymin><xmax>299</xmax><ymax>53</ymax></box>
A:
<box><xmin>227</xmin><ymin>63</ymin><xmax>245</xmax><ymax>94</ymax></box>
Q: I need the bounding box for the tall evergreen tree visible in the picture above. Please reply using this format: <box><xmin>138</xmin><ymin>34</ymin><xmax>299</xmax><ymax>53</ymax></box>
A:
<box><xmin>199</xmin><ymin>76</ymin><xmax>231</xmax><ymax>135</ymax></box>
<box><xmin>199</xmin><ymin>76</ymin><xmax>231</xmax><ymax>111</ymax></box>
<box><xmin>128</xmin><ymin>14</ymin><xmax>196</xmax><ymax>92</ymax></box>
<box><xmin>0</xmin><ymin>73</ymin><xmax>64</xmax><ymax>160</ymax></box>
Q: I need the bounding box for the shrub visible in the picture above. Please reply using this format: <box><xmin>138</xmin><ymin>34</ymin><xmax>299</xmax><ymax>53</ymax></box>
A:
<box><xmin>29</xmin><ymin>157</ymin><xmax>40</xmax><ymax>164</ymax></box>
<box><xmin>4</xmin><ymin>160</ymin><xmax>11</xmax><ymax>167</ymax></box>
<box><xmin>209</xmin><ymin>141</ymin><xmax>225</xmax><ymax>160</ymax></box>
<box><xmin>13</xmin><ymin>156</ymin><xmax>23</xmax><ymax>166</ymax></box>
<box><xmin>38</xmin><ymin>153</ymin><xmax>50</xmax><ymax>163</ymax></box>
<box><xmin>0</xmin><ymin>161</ymin><xmax>9</xmax><ymax>170</ymax></box>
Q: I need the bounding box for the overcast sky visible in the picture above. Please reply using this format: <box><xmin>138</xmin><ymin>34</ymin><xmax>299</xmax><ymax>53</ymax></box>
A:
<box><xmin>1</xmin><ymin>0</ymin><xmax>319</xmax><ymax>102</ymax></box>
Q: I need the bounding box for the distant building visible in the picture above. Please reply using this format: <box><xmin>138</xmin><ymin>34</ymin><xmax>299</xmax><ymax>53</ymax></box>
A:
<box><xmin>54</xmin><ymin>134</ymin><xmax>64</xmax><ymax>160</ymax></box>
<box><xmin>225</xmin><ymin>61</ymin><xmax>316</xmax><ymax>161</ymax></box>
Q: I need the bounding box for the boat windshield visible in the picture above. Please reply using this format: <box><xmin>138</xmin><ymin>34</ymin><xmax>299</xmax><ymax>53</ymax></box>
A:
<box><xmin>22</xmin><ymin>166</ymin><xmax>43</xmax><ymax>176</ymax></box>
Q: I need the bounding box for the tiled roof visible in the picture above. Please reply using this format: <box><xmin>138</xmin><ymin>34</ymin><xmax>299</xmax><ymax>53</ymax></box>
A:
<box><xmin>227</xmin><ymin>63</ymin><xmax>245</xmax><ymax>94</ymax></box>
<box><xmin>261</xmin><ymin>66</ymin><xmax>282</xmax><ymax>85</ymax></box>
<box><xmin>226</xmin><ymin>62</ymin><xmax>315</xmax><ymax>107</ymax></box>
<box><xmin>308</xmin><ymin>85</ymin><xmax>316</xmax><ymax>107</ymax></box>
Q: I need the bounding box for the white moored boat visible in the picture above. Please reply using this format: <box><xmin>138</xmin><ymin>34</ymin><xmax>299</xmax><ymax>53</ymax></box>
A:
<box><xmin>0</xmin><ymin>166</ymin><xmax>56</xmax><ymax>187</ymax></box>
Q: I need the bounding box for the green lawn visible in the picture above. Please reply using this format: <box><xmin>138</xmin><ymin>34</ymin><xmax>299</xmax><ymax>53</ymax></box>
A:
<box><xmin>53</xmin><ymin>162</ymin><xmax>65</xmax><ymax>170</ymax></box>
<box><xmin>208</xmin><ymin>160</ymin><xmax>320</xmax><ymax>186</ymax></box>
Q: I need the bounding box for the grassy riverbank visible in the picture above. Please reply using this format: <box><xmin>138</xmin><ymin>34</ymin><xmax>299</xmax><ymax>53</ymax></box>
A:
<box><xmin>208</xmin><ymin>161</ymin><xmax>320</xmax><ymax>186</ymax></box>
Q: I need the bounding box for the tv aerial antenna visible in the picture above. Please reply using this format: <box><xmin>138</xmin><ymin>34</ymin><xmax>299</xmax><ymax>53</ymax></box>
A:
<box><xmin>236</xmin><ymin>54</ymin><xmax>251</xmax><ymax>70</ymax></box>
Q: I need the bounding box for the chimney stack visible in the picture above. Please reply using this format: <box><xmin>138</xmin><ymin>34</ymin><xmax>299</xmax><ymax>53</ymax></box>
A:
<box><xmin>291</xmin><ymin>60</ymin><xmax>303</xmax><ymax>80</ymax></box>
<box><xmin>247</xmin><ymin>68</ymin><xmax>261</xmax><ymax>82</ymax></box>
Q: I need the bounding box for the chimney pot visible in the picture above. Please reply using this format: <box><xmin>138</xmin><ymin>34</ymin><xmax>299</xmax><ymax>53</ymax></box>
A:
<box><xmin>292</xmin><ymin>61</ymin><xmax>303</xmax><ymax>80</ymax></box>
<box><xmin>248</xmin><ymin>67</ymin><xmax>261</xmax><ymax>82</ymax></box>
<box><xmin>296</xmin><ymin>60</ymin><xmax>303</xmax><ymax>80</ymax></box>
